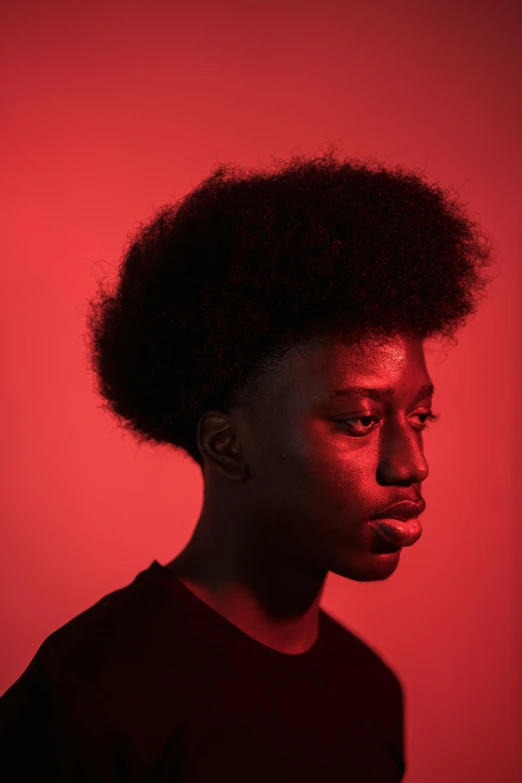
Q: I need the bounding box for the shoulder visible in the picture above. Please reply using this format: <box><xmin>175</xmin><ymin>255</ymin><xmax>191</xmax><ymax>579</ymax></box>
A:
<box><xmin>320</xmin><ymin>607</ymin><xmax>405</xmax><ymax>695</ymax></box>
<box><xmin>319</xmin><ymin>609</ymin><xmax>406</xmax><ymax>776</ymax></box>
<box><xmin>0</xmin><ymin>564</ymin><xmax>182</xmax><ymax>776</ymax></box>
<box><xmin>1</xmin><ymin>563</ymin><xmax>182</xmax><ymax>720</ymax></box>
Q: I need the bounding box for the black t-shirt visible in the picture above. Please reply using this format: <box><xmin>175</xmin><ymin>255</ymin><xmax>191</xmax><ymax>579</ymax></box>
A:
<box><xmin>0</xmin><ymin>560</ymin><xmax>406</xmax><ymax>781</ymax></box>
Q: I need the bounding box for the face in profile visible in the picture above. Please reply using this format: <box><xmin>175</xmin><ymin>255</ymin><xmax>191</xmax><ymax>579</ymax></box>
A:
<box><xmin>229</xmin><ymin>332</ymin><xmax>434</xmax><ymax>583</ymax></box>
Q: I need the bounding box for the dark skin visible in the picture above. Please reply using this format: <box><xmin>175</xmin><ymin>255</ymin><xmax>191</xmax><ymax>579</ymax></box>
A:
<box><xmin>166</xmin><ymin>333</ymin><xmax>433</xmax><ymax>655</ymax></box>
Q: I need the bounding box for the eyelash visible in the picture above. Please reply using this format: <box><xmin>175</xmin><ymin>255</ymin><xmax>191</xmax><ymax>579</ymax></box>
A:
<box><xmin>340</xmin><ymin>411</ymin><xmax>440</xmax><ymax>435</ymax></box>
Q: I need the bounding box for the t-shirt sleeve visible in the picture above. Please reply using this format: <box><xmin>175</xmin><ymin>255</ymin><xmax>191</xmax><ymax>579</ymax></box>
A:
<box><xmin>0</xmin><ymin>658</ymin><xmax>143</xmax><ymax>782</ymax></box>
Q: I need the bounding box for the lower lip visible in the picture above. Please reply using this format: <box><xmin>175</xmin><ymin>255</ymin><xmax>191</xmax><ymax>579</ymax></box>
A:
<box><xmin>368</xmin><ymin>517</ymin><xmax>422</xmax><ymax>547</ymax></box>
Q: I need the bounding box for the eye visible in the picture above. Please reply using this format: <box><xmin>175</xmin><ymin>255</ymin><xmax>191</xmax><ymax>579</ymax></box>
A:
<box><xmin>340</xmin><ymin>411</ymin><xmax>440</xmax><ymax>436</ymax></box>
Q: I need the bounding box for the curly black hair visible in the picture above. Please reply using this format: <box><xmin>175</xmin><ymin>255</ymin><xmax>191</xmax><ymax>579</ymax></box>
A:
<box><xmin>84</xmin><ymin>145</ymin><xmax>497</xmax><ymax>471</ymax></box>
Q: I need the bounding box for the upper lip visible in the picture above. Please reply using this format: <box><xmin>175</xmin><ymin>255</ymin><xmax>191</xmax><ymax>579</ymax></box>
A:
<box><xmin>371</xmin><ymin>499</ymin><xmax>426</xmax><ymax>521</ymax></box>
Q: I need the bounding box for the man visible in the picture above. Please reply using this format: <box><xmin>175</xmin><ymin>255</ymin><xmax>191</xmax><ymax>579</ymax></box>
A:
<box><xmin>0</xmin><ymin>146</ymin><xmax>495</xmax><ymax>780</ymax></box>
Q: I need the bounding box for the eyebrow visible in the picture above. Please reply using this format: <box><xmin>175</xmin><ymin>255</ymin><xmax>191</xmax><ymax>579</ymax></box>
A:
<box><xmin>328</xmin><ymin>383</ymin><xmax>435</xmax><ymax>403</ymax></box>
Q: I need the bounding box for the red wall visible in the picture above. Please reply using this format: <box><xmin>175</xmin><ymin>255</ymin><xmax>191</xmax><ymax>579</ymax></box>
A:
<box><xmin>3</xmin><ymin>1</ymin><xmax>521</xmax><ymax>780</ymax></box>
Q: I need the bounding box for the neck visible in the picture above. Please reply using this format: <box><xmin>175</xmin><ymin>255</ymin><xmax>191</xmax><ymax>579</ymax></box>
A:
<box><xmin>165</xmin><ymin>535</ymin><xmax>328</xmax><ymax>655</ymax></box>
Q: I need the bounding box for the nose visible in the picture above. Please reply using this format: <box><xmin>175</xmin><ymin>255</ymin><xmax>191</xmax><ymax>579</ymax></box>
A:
<box><xmin>376</xmin><ymin>422</ymin><xmax>429</xmax><ymax>485</ymax></box>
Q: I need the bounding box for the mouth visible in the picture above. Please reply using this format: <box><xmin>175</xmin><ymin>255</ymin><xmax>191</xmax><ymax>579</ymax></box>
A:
<box><xmin>368</xmin><ymin>517</ymin><xmax>422</xmax><ymax>548</ymax></box>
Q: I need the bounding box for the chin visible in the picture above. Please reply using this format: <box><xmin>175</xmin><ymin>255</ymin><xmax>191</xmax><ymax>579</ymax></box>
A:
<box><xmin>329</xmin><ymin>549</ymin><xmax>402</xmax><ymax>582</ymax></box>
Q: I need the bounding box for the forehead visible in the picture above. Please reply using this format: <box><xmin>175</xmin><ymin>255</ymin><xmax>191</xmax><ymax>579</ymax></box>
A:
<box><xmin>268</xmin><ymin>333</ymin><xmax>431</xmax><ymax>406</ymax></box>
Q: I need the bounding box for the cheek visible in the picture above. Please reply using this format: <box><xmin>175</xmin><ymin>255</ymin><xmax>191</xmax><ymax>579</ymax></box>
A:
<box><xmin>278</xmin><ymin>442</ymin><xmax>370</xmax><ymax>516</ymax></box>
<box><xmin>297</xmin><ymin>421</ymin><xmax>371</xmax><ymax>491</ymax></box>
<box><xmin>269</xmin><ymin>414</ymin><xmax>376</xmax><ymax>507</ymax></box>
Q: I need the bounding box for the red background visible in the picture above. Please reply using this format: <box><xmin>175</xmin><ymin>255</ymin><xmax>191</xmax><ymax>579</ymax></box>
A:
<box><xmin>2</xmin><ymin>1</ymin><xmax>521</xmax><ymax>780</ymax></box>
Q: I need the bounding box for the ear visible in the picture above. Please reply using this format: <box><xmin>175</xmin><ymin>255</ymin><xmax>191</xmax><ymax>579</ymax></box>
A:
<box><xmin>197</xmin><ymin>411</ymin><xmax>250</xmax><ymax>481</ymax></box>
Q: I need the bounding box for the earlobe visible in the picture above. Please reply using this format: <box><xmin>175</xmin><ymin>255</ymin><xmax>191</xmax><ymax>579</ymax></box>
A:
<box><xmin>215</xmin><ymin>436</ymin><xmax>250</xmax><ymax>481</ymax></box>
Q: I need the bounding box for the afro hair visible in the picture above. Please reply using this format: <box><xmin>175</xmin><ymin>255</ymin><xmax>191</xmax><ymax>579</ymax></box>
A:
<box><xmin>84</xmin><ymin>145</ymin><xmax>498</xmax><ymax>471</ymax></box>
